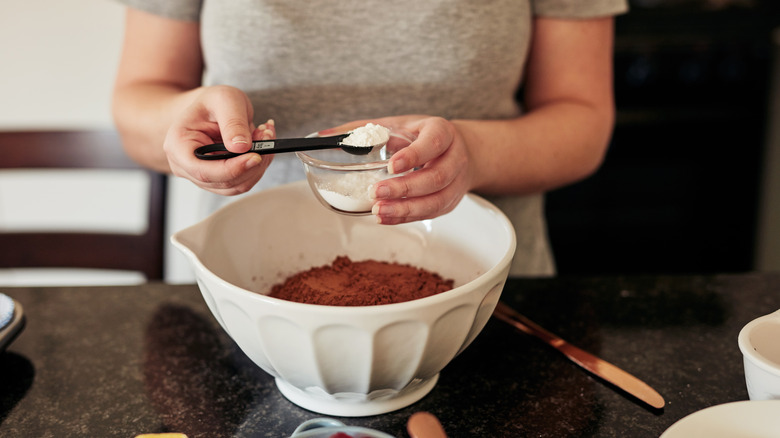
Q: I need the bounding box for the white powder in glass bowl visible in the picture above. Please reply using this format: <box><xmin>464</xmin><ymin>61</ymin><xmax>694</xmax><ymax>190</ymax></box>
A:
<box><xmin>317</xmin><ymin>171</ymin><xmax>385</xmax><ymax>212</ymax></box>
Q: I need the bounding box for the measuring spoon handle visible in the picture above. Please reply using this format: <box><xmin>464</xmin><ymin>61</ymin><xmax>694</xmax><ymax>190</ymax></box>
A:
<box><xmin>194</xmin><ymin>135</ymin><xmax>347</xmax><ymax>160</ymax></box>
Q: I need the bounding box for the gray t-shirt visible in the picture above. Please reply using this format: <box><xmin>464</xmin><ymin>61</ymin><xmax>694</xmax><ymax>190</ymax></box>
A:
<box><xmin>117</xmin><ymin>0</ymin><xmax>628</xmax><ymax>277</ymax></box>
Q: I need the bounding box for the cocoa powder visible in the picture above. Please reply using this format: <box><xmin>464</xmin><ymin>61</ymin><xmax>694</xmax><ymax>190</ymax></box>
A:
<box><xmin>269</xmin><ymin>256</ymin><xmax>454</xmax><ymax>306</ymax></box>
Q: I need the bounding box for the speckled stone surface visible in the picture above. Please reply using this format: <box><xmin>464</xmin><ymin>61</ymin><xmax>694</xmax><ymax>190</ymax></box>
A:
<box><xmin>1</xmin><ymin>274</ymin><xmax>779</xmax><ymax>437</ymax></box>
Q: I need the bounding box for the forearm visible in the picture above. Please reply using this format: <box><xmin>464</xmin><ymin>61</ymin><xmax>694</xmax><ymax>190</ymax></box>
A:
<box><xmin>112</xmin><ymin>83</ymin><xmax>202</xmax><ymax>174</ymax></box>
<box><xmin>112</xmin><ymin>8</ymin><xmax>206</xmax><ymax>174</ymax></box>
<box><xmin>455</xmin><ymin>98</ymin><xmax>614</xmax><ymax>196</ymax></box>
<box><xmin>456</xmin><ymin>15</ymin><xmax>616</xmax><ymax>197</ymax></box>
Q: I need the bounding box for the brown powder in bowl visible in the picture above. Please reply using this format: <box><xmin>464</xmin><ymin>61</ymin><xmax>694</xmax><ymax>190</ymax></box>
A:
<box><xmin>268</xmin><ymin>256</ymin><xmax>454</xmax><ymax>306</ymax></box>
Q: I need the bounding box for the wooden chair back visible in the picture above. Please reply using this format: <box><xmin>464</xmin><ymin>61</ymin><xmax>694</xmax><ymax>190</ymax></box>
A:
<box><xmin>0</xmin><ymin>130</ymin><xmax>166</xmax><ymax>281</ymax></box>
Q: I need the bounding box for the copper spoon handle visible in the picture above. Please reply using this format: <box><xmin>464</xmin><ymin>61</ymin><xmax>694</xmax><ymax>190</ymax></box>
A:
<box><xmin>493</xmin><ymin>301</ymin><xmax>665</xmax><ymax>410</ymax></box>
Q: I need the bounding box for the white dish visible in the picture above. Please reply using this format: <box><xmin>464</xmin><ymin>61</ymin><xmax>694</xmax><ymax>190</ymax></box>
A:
<box><xmin>660</xmin><ymin>400</ymin><xmax>780</xmax><ymax>438</ymax></box>
<box><xmin>739</xmin><ymin>309</ymin><xmax>780</xmax><ymax>400</ymax></box>
<box><xmin>171</xmin><ymin>181</ymin><xmax>516</xmax><ymax>416</ymax></box>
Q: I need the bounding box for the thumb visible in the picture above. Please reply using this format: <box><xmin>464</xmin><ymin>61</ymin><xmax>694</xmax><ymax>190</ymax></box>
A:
<box><xmin>219</xmin><ymin>116</ymin><xmax>254</xmax><ymax>153</ymax></box>
<box><xmin>207</xmin><ymin>87</ymin><xmax>255</xmax><ymax>153</ymax></box>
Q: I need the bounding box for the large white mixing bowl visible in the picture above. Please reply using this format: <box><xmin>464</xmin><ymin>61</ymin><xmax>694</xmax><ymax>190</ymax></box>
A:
<box><xmin>171</xmin><ymin>181</ymin><xmax>515</xmax><ymax>416</ymax></box>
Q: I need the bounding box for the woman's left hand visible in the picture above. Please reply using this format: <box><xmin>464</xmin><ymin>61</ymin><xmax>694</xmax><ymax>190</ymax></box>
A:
<box><xmin>324</xmin><ymin>116</ymin><xmax>475</xmax><ymax>225</ymax></box>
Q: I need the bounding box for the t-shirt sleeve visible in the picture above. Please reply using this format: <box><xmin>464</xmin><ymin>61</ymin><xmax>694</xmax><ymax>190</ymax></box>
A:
<box><xmin>114</xmin><ymin>0</ymin><xmax>202</xmax><ymax>21</ymax></box>
<box><xmin>533</xmin><ymin>0</ymin><xmax>629</xmax><ymax>18</ymax></box>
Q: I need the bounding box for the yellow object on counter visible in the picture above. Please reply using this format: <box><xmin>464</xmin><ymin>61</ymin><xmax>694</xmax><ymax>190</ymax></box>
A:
<box><xmin>135</xmin><ymin>434</ymin><xmax>187</xmax><ymax>438</ymax></box>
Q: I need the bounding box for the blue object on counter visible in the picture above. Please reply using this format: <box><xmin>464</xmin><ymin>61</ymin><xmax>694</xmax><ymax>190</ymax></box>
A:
<box><xmin>0</xmin><ymin>293</ymin><xmax>25</xmax><ymax>352</ymax></box>
<box><xmin>290</xmin><ymin>418</ymin><xmax>395</xmax><ymax>438</ymax></box>
<box><xmin>0</xmin><ymin>294</ymin><xmax>13</xmax><ymax>329</ymax></box>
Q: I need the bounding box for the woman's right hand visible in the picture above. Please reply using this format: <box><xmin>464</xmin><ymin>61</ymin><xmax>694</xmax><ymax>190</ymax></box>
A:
<box><xmin>163</xmin><ymin>85</ymin><xmax>275</xmax><ymax>196</ymax></box>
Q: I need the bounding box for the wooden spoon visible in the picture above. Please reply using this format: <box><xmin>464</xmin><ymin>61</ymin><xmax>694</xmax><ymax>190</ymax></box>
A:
<box><xmin>407</xmin><ymin>412</ymin><xmax>447</xmax><ymax>438</ymax></box>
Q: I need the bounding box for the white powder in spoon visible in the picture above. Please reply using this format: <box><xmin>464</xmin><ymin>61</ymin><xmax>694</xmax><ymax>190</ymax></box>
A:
<box><xmin>340</xmin><ymin>123</ymin><xmax>390</xmax><ymax>147</ymax></box>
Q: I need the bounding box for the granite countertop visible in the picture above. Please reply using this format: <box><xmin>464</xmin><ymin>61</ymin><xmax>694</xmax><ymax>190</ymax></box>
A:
<box><xmin>1</xmin><ymin>273</ymin><xmax>779</xmax><ymax>437</ymax></box>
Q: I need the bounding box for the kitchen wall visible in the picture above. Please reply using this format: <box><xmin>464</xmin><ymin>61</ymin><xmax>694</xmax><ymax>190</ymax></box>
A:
<box><xmin>0</xmin><ymin>0</ymin><xmax>124</xmax><ymax>130</ymax></box>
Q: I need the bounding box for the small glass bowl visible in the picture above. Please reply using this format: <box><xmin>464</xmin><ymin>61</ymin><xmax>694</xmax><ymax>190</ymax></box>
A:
<box><xmin>296</xmin><ymin>128</ymin><xmax>416</xmax><ymax>216</ymax></box>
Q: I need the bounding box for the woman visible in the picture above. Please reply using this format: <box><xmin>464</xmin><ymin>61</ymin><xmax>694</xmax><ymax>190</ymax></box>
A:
<box><xmin>112</xmin><ymin>0</ymin><xmax>628</xmax><ymax>278</ymax></box>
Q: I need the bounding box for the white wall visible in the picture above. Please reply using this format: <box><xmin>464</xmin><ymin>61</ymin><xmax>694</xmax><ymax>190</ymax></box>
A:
<box><xmin>0</xmin><ymin>0</ymin><xmax>125</xmax><ymax>129</ymax></box>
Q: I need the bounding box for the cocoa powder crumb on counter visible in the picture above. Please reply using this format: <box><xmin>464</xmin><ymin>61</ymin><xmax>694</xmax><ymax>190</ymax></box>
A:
<box><xmin>269</xmin><ymin>256</ymin><xmax>454</xmax><ymax>306</ymax></box>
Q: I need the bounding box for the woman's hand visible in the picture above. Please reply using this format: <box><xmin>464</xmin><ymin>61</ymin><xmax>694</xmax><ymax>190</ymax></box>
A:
<box><xmin>112</xmin><ymin>7</ymin><xmax>279</xmax><ymax>190</ymax></box>
<box><xmin>325</xmin><ymin>116</ymin><xmax>475</xmax><ymax>225</ymax></box>
<box><xmin>163</xmin><ymin>85</ymin><xmax>276</xmax><ymax>196</ymax></box>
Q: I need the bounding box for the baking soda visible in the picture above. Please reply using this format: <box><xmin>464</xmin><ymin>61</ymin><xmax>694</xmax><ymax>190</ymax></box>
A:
<box><xmin>340</xmin><ymin>123</ymin><xmax>390</xmax><ymax>147</ymax></box>
<box><xmin>319</xmin><ymin>189</ymin><xmax>373</xmax><ymax>212</ymax></box>
<box><xmin>318</xmin><ymin>171</ymin><xmax>384</xmax><ymax>212</ymax></box>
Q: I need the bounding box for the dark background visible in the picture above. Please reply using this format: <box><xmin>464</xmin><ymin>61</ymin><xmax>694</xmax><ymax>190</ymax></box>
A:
<box><xmin>545</xmin><ymin>0</ymin><xmax>780</xmax><ymax>275</ymax></box>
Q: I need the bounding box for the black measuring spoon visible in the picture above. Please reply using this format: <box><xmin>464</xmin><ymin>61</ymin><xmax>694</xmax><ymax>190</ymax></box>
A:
<box><xmin>194</xmin><ymin>134</ymin><xmax>383</xmax><ymax>160</ymax></box>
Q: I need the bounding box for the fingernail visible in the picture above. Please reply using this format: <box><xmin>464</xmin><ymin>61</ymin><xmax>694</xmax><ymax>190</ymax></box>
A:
<box><xmin>257</xmin><ymin>123</ymin><xmax>267</xmax><ymax>131</ymax></box>
<box><xmin>267</xmin><ymin>118</ymin><xmax>275</xmax><ymax>126</ymax></box>
<box><xmin>388</xmin><ymin>158</ymin><xmax>405</xmax><ymax>175</ymax></box>
<box><xmin>262</xmin><ymin>129</ymin><xmax>274</xmax><ymax>140</ymax></box>
<box><xmin>372</xmin><ymin>203</ymin><xmax>394</xmax><ymax>216</ymax></box>
<box><xmin>232</xmin><ymin>136</ymin><xmax>249</xmax><ymax>145</ymax></box>
<box><xmin>245</xmin><ymin>155</ymin><xmax>262</xmax><ymax>169</ymax></box>
<box><xmin>372</xmin><ymin>185</ymin><xmax>391</xmax><ymax>200</ymax></box>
